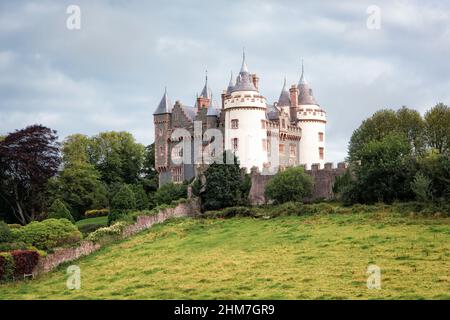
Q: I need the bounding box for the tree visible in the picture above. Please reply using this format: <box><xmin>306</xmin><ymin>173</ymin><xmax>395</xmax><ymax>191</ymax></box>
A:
<box><xmin>109</xmin><ymin>184</ymin><xmax>136</xmax><ymax>225</ymax></box>
<box><xmin>200</xmin><ymin>151</ymin><xmax>245</xmax><ymax>210</ymax></box>
<box><xmin>265</xmin><ymin>167</ymin><xmax>313</xmax><ymax>204</ymax></box>
<box><xmin>132</xmin><ymin>184</ymin><xmax>149</xmax><ymax>210</ymax></box>
<box><xmin>89</xmin><ymin>132</ymin><xmax>145</xmax><ymax>184</ymax></box>
<box><xmin>417</xmin><ymin>151</ymin><xmax>450</xmax><ymax>202</ymax></box>
<box><xmin>46</xmin><ymin>163</ymin><xmax>108</xmax><ymax>220</ymax></box>
<box><xmin>348</xmin><ymin>107</ymin><xmax>427</xmax><ymax>161</ymax></box>
<box><xmin>61</xmin><ymin>134</ymin><xmax>90</xmax><ymax>166</ymax></box>
<box><xmin>396</xmin><ymin>107</ymin><xmax>425</xmax><ymax>154</ymax></box>
<box><xmin>349</xmin><ymin>133</ymin><xmax>415</xmax><ymax>203</ymax></box>
<box><xmin>411</xmin><ymin>172</ymin><xmax>432</xmax><ymax>202</ymax></box>
<box><xmin>47</xmin><ymin>199</ymin><xmax>75</xmax><ymax>223</ymax></box>
<box><xmin>153</xmin><ymin>182</ymin><xmax>187</xmax><ymax>206</ymax></box>
<box><xmin>142</xmin><ymin>143</ymin><xmax>158</xmax><ymax>194</ymax></box>
<box><xmin>111</xmin><ymin>185</ymin><xmax>136</xmax><ymax>211</ymax></box>
<box><xmin>424</xmin><ymin>103</ymin><xmax>450</xmax><ymax>154</ymax></box>
<box><xmin>0</xmin><ymin>125</ymin><xmax>60</xmax><ymax>224</ymax></box>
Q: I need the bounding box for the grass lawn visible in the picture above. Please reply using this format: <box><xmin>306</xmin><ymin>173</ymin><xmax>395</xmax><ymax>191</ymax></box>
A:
<box><xmin>0</xmin><ymin>211</ymin><xmax>449</xmax><ymax>299</ymax></box>
<box><xmin>75</xmin><ymin>216</ymin><xmax>108</xmax><ymax>228</ymax></box>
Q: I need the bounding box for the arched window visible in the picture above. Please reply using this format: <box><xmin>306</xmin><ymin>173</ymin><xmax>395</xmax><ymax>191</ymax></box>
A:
<box><xmin>232</xmin><ymin>138</ymin><xmax>238</xmax><ymax>151</ymax></box>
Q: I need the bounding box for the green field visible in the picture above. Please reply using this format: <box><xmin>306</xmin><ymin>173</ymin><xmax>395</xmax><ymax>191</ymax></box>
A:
<box><xmin>1</xmin><ymin>211</ymin><xmax>449</xmax><ymax>299</ymax></box>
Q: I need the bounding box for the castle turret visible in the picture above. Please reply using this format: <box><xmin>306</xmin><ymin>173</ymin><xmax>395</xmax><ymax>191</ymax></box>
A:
<box><xmin>153</xmin><ymin>88</ymin><xmax>173</xmax><ymax>184</ymax></box>
<box><xmin>223</xmin><ymin>52</ymin><xmax>268</xmax><ymax>171</ymax></box>
<box><xmin>296</xmin><ymin>62</ymin><xmax>326</xmax><ymax>169</ymax></box>
<box><xmin>197</xmin><ymin>71</ymin><xmax>211</xmax><ymax>111</ymax></box>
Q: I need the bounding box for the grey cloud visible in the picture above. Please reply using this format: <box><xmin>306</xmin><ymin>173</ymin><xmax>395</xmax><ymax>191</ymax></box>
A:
<box><xmin>0</xmin><ymin>0</ymin><xmax>449</xmax><ymax>163</ymax></box>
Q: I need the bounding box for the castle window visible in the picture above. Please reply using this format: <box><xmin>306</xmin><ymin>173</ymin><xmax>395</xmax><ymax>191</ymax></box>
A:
<box><xmin>319</xmin><ymin>147</ymin><xmax>324</xmax><ymax>160</ymax></box>
<box><xmin>232</xmin><ymin>138</ymin><xmax>238</xmax><ymax>151</ymax></box>
<box><xmin>158</xmin><ymin>128</ymin><xmax>163</xmax><ymax>137</ymax></box>
<box><xmin>279</xmin><ymin>144</ymin><xmax>285</xmax><ymax>154</ymax></box>
<box><xmin>172</xmin><ymin>167</ymin><xmax>183</xmax><ymax>183</ymax></box>
<box><xmin>319</xmin><ymin>132</ymin><xmax>324</xmax><ymax>142</ymax></box>
<box><xmin>159</xmin><ymin>146</ymin><xmax>163</xmax><ymax>156</ymax></box>
<box><xmin>290</xmin><ymin>144</ymin><xmax>296</xmax><ymax>157</ymax></box>
<box><xmin>282</xmin><ymin>119</ymin><xmax>286</xmax><ymax>128</ymax></box>
<box><xmin>231</xmin><ymin>119</ymin><xmax>239</xmax><ymax>129</ymax></box>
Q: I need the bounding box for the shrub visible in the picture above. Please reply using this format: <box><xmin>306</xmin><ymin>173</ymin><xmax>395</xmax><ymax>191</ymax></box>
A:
<box><xmin>7</xmin><ymin>224</ymin><xmax>22</xmax><ymax>229</ymax></box>
<box><xmin>0</xmin><ymin>221</ymin><xmax>13</xmax><ymax>243</ymax></box>
<box><xmin>265</xmin><ymin>167</ymin><xmax>313</xmax><ymax>204</ymax></box>
<box><xmin>12</xmin><ymin>218</ymin><xmax>82</xmax><ymax>251</ymax></box>
<box><xmin>77</xmin><ymin>223</ymin><xmax>105</xmax><ymax>235</ymax></box>
<box><xmin>203</xmin><ymin>206</ymin><xmax>255</xmax><ymax>218</ymax></box>
<box><xmin>154</xmin><ymin>182</ymin><xmax>187</xmax><ymax>206</ymax></box>
<box><xmin>411</xmin><ymin>172</ymin><xmax>432</xmax><ymax>202</ymax></box>
<box><xmin>0</xmin><ymin>252</ymin><xmax>14</xmax><ymax>281</ymax></box>
<box><xmin>132</xmin><ymin>184</ymin><xmax>150</xmax><ymax>210</ymax></box>
<box><xmin>84</xmin><ymin>208</ymin><xmax>109</xmax><ymax>218</ymax></box>
<box><xmin>86</xmin><ymin>222</ymin><xmax>128</xmax><ymax>243</ymax></box>
<box><xmin>0</xmin><ymin>242</ymin><xmax>31</xmax><ymax>252</ymax></box>
<box><xmin>111</xmin><ymin>185</ymin><xmax>136</xmax><ymax>211</ymax></box>
<box><xmin>11</xmin><ymin>250</ymin><xmax>40</xmax><ymax>277</ymax></box>
<box><xmin>47</xmin><ymin>199</ymin><xmax>75</xmax><ymax>223</ymax></box>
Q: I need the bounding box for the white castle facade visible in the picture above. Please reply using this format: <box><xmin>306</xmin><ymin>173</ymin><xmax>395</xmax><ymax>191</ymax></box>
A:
<box><xmin>153</xmin><ymin>53</ymin><xmax>326</xmax><ymax>185</ymax></box>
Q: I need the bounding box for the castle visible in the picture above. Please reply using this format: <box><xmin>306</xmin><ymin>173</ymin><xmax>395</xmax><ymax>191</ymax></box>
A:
<box><xmin>153</xmin><ymin>53</ymin><xmax>327</xmax><ymax>186</ymax></box>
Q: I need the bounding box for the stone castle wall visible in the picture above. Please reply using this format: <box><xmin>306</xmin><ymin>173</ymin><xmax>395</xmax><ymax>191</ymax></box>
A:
<box><xmin>248</xmin><ymin>162</ymin><xmax>347</xmax><ymax>205</ymax></box>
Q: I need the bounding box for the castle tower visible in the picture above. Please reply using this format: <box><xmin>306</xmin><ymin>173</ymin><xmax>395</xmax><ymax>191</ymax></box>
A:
<box><xmin>223</xmin><ymin>52</ymin><xmax>268</xmax><ymax>171</ymax></box>
<box><xmin>197</xmin><ymin>71</ymin><xmax>211</xmax><ymax>111</ymax></box>
<box><xmin>296</xmin><ymin>62</ymin><xmax>326</xmax><ymax>168</ymax></box>
<box><xmin>153</xmin><ymin>88</ymin><xmax>173</xmax><ymax>184</ymax></box>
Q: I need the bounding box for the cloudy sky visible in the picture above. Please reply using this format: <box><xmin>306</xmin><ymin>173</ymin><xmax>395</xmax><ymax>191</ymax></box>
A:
<box><xmin>0</xmin><ymin>0</ymin><xmax>449</xmax><ymax>162</ymax></box>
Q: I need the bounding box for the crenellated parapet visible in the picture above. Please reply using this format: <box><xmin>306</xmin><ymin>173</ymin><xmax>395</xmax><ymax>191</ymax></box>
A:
<box><xmin>248</xmin><ymin>162</ymin><xmax>348</xmax><ymax>205</ymax></box>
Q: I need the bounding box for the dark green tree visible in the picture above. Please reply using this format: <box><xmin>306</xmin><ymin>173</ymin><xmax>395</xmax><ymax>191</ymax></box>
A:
<box><xmin>109</xmin><ymin>184</ymin><xmax>136</xmax><ymax>224</ymax></box>
<box><xmin>424</xmin><ymin>103</ymin><xmax>450</xmax><ymax>154</ymax></box>
<box><xmin>47</xmin><ymin>199</ymin><xmax>75</xmax><ymax>223</ymax></box>
<box><xmin>200</xmin><ymin>151</ymin><xmax>244</xmax><ymax>210</ymax></box>
<box><xmin>132</xmin><ymin>184</ymin><xmax>150</xmax><ymax>210</ymax></box>
<box><xmin>265</xmin><ymin>166</ymin><xmax>313</xmax><ymax>204</ymax></box>
<box><xmin>153</xmin><ymin>182</ymin><xmax>187</xmax><ymax>206</ymax></box>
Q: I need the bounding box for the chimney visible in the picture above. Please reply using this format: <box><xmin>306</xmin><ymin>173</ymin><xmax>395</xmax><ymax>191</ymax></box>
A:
<box><xmin>221</xmin><ymin>90</ymin><xmax>226</xmax><ymax>109</ymax></box>
<box><xmin>251</xmin><ymin>74</ymin><xmax>259</xmax><ymax>90</ymax></box>
<box><xmin>289</xmin><ymin>85</ymin><xmax>299</xmax><ymax>120</ymax></box>
<box><xmin>289</xmin><ymin>85</ymin><xmax>298</xmax><ymax>108</ymax></box>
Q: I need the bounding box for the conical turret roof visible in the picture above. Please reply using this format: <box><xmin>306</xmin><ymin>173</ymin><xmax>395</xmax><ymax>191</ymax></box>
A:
<box><xmin>297</xmin><ymin>61</ymin><xmax>318</xmax><ymax>105</ymax></box>
<box><xmin>277</xmin><ymin>77</ymin><xmax>291</xmax><ymax>106</ymax></box>
<box><xmin>153</xmin><ymin>87</ymin><xmax>172</xmax><ymax>115</ymax></box>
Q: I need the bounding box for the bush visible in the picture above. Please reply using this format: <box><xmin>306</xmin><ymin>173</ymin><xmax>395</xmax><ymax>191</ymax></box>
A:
<box><xmin>203</xmin><ymin>206</ymin><xmax>256</xmax><ymax>218</ymax></box>
<box><xmin>7</xmin><ymin>224</ymin><xmax>22</xmax><ymax>229</ymax></box>
<box><xmin>0</xmin><ymin>242</ymin><xmax>32</xmax><ymax>252</ymax></box>
<box><xmin>111</xmin><ymin>185</ymin><xmax>136</xmax><ymax>211</ymax></box>
<box><xmin>154</xmin><ymin>182</ymin><xmax>187</xmax><ymax>206</ymax></box>
<box><xmin>411</xmin><ymin>172</ymin><xmax>432</xmax><ymax>202</ymax></box>
<box><xmin>86</xmin><ymin>222</ymin><xmax>128</xmax><ymax>243</ymax></box>
<box><xmin>0</xmin><ymin>221</ymin><xmax>13</xmax><ymax>243</ymax></box>
<box><xmin>47</xmin><ymin>199</ymin><xmax>75</xmax><ymax>223</ymax></box>
<box><xmin>265</xmin><ymin>167</ymin><xmax>313</xmax><ymax>204</ymax></box>
<box><xmin>12</xmin><ymin>218</ymin><xmax>82</xmax><ymax>251</ymax></box>
<box><xmin>0</xmin><ymin>252</ymin><xmax>14</xmax><ymax>281</ymax></box>
<box><xmin>77</xmin><ymin>223</ymin><xmax>105</xmax><ymax>235</ymax></box>
<box><xmin>11</xmin><ymin>250</ymin><xmax>40</xmax><ymax>277</ymax></box>
<box><xmin>84</xmin><ymin>208</ymin><xmax>109</xmax><ymax>218</ymax></box>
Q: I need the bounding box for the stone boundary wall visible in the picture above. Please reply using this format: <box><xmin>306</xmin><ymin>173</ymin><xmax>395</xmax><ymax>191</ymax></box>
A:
<box><xmin>33</xmin><ymin>199</ymin><xmax>200</xmax><ymax>276</ymax></box>
<box><xmin>248</xmin><ymin>162</ymin><xmax>348</xmax><ymax>205</ymax></box>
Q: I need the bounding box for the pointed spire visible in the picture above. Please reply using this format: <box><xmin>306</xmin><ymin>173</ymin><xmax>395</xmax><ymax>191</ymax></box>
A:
<box><xmin>153</xmin><ymin>87</ymin><xmax>172</xmax><ymax>115</ymax></box>
<box><xmin>229</xmin><ymin>71</ymin><xmax>234</xmax><ymax>86</ymax></box>
<box><xmin>278</xmin><ymin>76</ymin><xmax>291</xmax><ymax>106</ymax></box>
<box><xmin>299</xmin><ymin>59</ymin><xmax>308</xmax><ymax>85</ymax></box>
<box><xmin>200</xmin><ymin>69</ymin><xmax>211</xmax><ymax>99</ymax></box>
<box><xmin>207</xmin><ymin>93</ymin><xmax>218</xmax><ymax>116</ymax></box>
<box><xmin>240</xmin><ymin>48</ymin><xmax>249</xmax><ymax>73</ymax></box>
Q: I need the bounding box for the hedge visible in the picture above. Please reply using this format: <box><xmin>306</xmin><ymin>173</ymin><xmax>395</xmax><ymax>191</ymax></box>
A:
<box><xmin>84</xmin><ymin>209</ymin><xmax>109</xmax><ymax>218</ymax></box>
<box><xmin>86</xmin><ymin>222</ymin><xmax>128</xmax><ymax>243</ymax></box>
<box><xmin>0</xmin><ymin>250</ymin><xmax>40</xmax><ymax>281</ymax></box>
<box><xmin>12</xmin><ymin>218</ymin><xmax>82</xmax><ymax>251</ymax></box>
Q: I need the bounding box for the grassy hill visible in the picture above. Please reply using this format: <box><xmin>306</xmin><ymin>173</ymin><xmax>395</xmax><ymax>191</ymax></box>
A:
<box><xmin>0</xmin><ymin>210</ymin><xmax>449</xmax><ymax>299</ymax></box>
